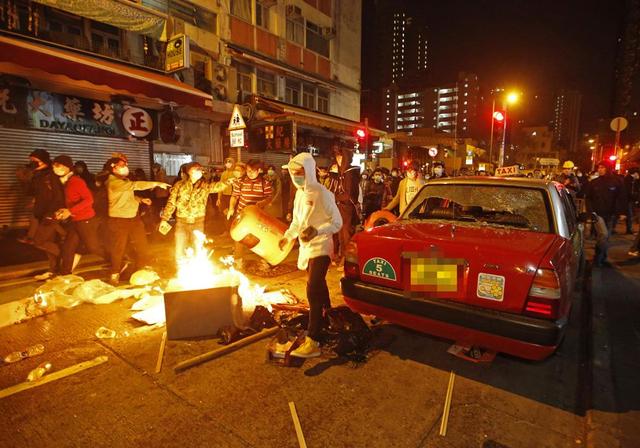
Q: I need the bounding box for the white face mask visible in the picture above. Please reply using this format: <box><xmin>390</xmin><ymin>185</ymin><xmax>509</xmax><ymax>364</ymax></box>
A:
<box><xmin>434</xmin><ymin>167</ymin><xmax>443</xmax><ymax>176</ymax></box>
<box><xmin>116</xmin><ymin>166</ymin><xmax>129</xmax><ymax>177</ymax></box>
<box><xmin>407</xmin><ymin>170</ymin><xmax>417</xmax><ymax>180</ymax></box>
<box><xmin>267</xmin><ymin>170</ymin><xmax>275</xmax><ymax>176</ymax></box>
<box><xmin>53</xmin><ymin>166</ymin><xmax>69</xmax><ymax>177</ymax></box>
<box><xmin>373</xmin><ymin>175</ymin><xmax>382</xmax><ymax>183</ymax></box>
<box><xmin>292</xmin><ymin>174</ymin><xmax>306</xmax><ymax>188</ymax></box>
<box><xmin>247</xmin><ymin>171</ymin><xmax>259</xmax><ymax>180</ymax></box>
<box><xmin>632</xmin><ymin>173</ymin><xmax>639</xmax><ymax>180</ymax></box>
<box><xmin>225</xmin><ymin>162</ymin><xmax>233</xmax><ymax>169</ymax></box>
<box><xmin>189</xmin><ymin>170</ymin><xmax>203</xmax><ymax>182</ymax></box>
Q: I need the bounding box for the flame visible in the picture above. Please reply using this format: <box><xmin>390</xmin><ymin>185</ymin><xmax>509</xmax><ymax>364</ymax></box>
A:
<box><xmin>131</xmin><ymin>230</ymin><xmax>293</xmax><ymax>325</ymax></box>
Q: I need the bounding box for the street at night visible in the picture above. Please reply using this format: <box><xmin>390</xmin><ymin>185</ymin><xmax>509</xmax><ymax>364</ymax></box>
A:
<box><xmin>1</xmin><ymin>0</ymin><xmax>640</xmax><ymax>447</ymax></box>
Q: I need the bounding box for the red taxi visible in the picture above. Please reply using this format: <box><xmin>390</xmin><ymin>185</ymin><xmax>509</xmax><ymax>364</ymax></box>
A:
<box><xmin>342</xmin><ymin>177</ymin><xmax>583</xmax><ymax>360</ymax></box>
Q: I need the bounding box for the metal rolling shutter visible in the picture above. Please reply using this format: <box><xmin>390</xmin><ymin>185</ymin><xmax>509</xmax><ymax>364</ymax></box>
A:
<box><xmin>0</xmin><ymin>128</ymin><xmax>150</xmax><ymax>228</ymax></box>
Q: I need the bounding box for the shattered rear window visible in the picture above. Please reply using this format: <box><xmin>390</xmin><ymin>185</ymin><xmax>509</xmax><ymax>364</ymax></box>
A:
<box><xmin>402</xmin><ymin>184</ymin><xmax>553</xmax><ymax>233</ymax></box>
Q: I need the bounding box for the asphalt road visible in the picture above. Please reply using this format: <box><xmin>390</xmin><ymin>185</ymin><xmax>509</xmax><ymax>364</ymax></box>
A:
<box><xmin>0</xmin><ymin>233</ymin><xmax>638</xmax><ymax>447</ymax></box>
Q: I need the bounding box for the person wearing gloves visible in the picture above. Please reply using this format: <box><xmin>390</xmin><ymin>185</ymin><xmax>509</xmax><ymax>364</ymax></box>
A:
<box><xmin>279</xmin><ymin>152</ymin><xmax>343</xmax><ymax>358</ymax></box>
<box><xmin>159</xmin><ymin>162</ymin><xmax>228</xmax><ymax>260</ymax></box>
<box><xmin>384</xmin><ymin>162</ymin><xmax>425</xmax><ymax>215</ymax></box>
<box><xmin>105</xmin><ymin>156</ymin><xmax>170</xmax><ymax>284</ymax></box>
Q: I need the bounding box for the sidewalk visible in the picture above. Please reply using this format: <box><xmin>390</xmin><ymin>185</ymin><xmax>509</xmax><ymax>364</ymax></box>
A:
<box><xmin>586</xmin><ymin>231</ymin><xmax>640</xmax><ymax>448</ymax></box>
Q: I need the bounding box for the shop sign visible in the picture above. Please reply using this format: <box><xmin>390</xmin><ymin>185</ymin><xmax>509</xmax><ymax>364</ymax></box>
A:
<box><xmin>0</xmin><ymin>86</ymin><xmax>155</xmax><ymax>139</ymax></box>
<box><xmin>249</xmin><ymin>121</ymin><xmax>295</xmax><ymax>153</ymax></box>
<box><xmin>165</xmin><ymin>34</ymin><xmax>190</xmax><ymax>72</ymax></box>
<box><xmin>122</xmin><ymin>106</ymin><xmax>153</xmax><ymax>138</ymax></box>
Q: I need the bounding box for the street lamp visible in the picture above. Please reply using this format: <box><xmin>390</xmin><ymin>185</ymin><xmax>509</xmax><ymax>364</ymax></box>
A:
<box><xmin>498</xmin><ymin>91</ymin><xmax>519</xmax><ymax>168</ymax></box>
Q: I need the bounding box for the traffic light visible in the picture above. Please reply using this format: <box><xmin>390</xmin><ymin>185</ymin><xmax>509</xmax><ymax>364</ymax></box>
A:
<box><xmin>609</xmin><ymin>154</ymin><xmax>618</xmax><ymax>162</ymax></box>
<box><xmin>493</xmin><ymin>111</ymin><xmax>505</xmax><ymax>122</ymax></box>
<box><xmin>356</xmin><ymin>128</ymin><xmax>366</xmax><ymax>139</ymax></box>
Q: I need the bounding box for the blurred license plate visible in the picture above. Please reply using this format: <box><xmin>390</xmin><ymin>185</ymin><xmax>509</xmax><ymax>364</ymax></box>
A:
<box><xmin>410</xmin><ymin>258</ymin><xmax>460</xmax><ymax>293</ymax></box>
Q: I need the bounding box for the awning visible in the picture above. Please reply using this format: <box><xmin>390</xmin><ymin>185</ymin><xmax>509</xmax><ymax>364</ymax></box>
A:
<box><xmin>0</xmin><ymin>35</ymin><xmax>213</xmax><ymax>110</ymax></box>
<box><xmin>33</xmin><ymin>0</ymin><xmax>167</xmax><ymax>41</ymax></box>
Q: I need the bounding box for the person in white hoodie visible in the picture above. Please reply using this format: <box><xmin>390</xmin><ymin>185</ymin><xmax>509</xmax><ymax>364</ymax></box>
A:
<box><xmin>279</xmin><ymin>152</ymin><xmax>343</xmax><ymax>358</ymax></box>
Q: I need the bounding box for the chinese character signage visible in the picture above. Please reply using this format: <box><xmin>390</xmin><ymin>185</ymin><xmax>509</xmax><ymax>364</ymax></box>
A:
<box><xmin>0</xmin><ymin>86</ymin><xmax>155</xmax><ymax>139</ymax></box>
<box><xmin>249</xmin><ymin>121</ymin><xmax>296</xmax><ymax>153</ymax></box>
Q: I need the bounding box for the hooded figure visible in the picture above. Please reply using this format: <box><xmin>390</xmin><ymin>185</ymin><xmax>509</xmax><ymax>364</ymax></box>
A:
<box><xmin>280</xmin><ymin>152</ymin><xmax>343</xmax><ymax>359</ymax></box>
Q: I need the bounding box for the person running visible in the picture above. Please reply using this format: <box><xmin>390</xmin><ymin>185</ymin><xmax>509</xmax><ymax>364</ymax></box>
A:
<box><xmin>160</xmin><ymin>162</ymin><xmax>228</xmax><ymax>260</ymax></box>
<box><xmin>279</xmin><ymin>152</ymin><xmax>342</xmax><ymax>358</ymax></box>
<box><xmin>51</xmin><ymin>155</ymin><xmax>108</xmax><ymax>275</ymax></box>
<box><xmin>105</xmin><ymin>156</ymin><xmax>170</xmax><ymax>284</ymax></box>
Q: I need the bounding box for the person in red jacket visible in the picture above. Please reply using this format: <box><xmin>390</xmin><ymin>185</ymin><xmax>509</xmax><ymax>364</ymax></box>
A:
<box><xmin>52</xmin><ymin>155</ymin><xmax>108</xmax><ymax>275</ymax></box>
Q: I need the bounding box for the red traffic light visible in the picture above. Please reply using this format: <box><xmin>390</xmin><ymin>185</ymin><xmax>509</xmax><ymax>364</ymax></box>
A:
<box><xmin>403</xmin><ymin>160</ymin><xmax>409</xmax><ymax>167</ymax></box>
<box><xmin>609</xmin><ymin>155</ymin><xmax>618</xmax><ymax>161</ymax></box>
<box><xmin>356</xmin><ymin>128</ymin><xmax>366</xmax><ymax>139</ymax></box>
<box><xmin>493</xmin><ymin>111</ymin><xmax>505</xmax><ymax>122</ymax></box>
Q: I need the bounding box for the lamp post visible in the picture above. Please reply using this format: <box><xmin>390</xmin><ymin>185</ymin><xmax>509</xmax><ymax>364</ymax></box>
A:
<box><xmin>498</xmin><ymin>92</ymin><xmax>519</xmax><ymax>168</ymax></box>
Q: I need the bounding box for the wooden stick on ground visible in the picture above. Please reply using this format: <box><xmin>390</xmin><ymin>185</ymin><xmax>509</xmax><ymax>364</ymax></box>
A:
<box><xmin>155</xmin><ymin>331</ymin><xmax>167</xmax><ymax>374</ymax></box>
<box><xmin>0</xmin><ymin>356</ymin><xmax>108</xmax><ymax>400</ymax></box>
<box><xmin>174</xmin><ymin>327</ymin><xmax>279</xmax><ymax>373</ymax></box>
<box><xmin>439</xmin><ymin>370</ymin><xmax>456</xmax><ymax>436</ymax></box>
<box><xmin>288</xmin><ymin>401</ymin><xmax>308</xmax><ymax>448</ymax></box>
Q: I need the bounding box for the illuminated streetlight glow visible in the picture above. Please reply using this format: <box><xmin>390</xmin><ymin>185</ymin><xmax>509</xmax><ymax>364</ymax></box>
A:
<box><xmin>588</xmin><ymin>138</ymin><xmax>595</xmax><ymax>144</ymax></box>
<box><xmin>506</xmin><ymin>92</ymin><xmax>519</xmax><ymax>104</ymax></box>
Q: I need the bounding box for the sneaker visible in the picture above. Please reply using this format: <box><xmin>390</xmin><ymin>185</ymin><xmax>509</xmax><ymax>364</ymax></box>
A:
<box><xmin>290</xmin><ymin>336</ymin><xmax>321</xmax><ymax>358</ymax></box>
<box><xmin>628</xmin><ymin>250</ymin><xmax>640</xmax><ymax>257</ymax></box>
<box><xmin>71</xmin><ymin>253</ymin><xmax>82</xmax><ymax>272</ymax></box>
<box><xmin>34</xmin><ymin>271</ymin><xmax>54</xmax><ymax>281</ymax></box>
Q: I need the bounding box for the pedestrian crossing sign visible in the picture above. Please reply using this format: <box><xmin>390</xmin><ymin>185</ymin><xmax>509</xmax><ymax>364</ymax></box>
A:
<box><xmin>228</xmin><ymin>104</ymin><xmax>246</xmax><ymax>131</ymax></box>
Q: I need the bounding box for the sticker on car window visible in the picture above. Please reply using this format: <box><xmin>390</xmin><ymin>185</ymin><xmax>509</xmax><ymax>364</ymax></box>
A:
<box><xmin>477</xmin><ymin>273</ymin><xmax>505</xmax><ymax>302</ymax></box>
<box><xmin>362</xmin><ymin>257</ymin><xmax>397</xmax><ymax>281</ymax></box>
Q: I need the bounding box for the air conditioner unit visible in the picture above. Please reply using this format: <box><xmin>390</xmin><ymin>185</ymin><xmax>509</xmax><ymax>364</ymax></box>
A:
<box><xmin>286</xmin><ymin>5</ymin><xmax>302</xmax><ymax>18</ymax></box>
<box><xmin>321</xmin><ymin>27</ymin><xmax>336</xmax><ymax>39</ymax></box>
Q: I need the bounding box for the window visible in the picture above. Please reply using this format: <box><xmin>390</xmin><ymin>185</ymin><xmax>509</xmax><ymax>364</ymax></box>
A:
<box><xmin>235</xmin><ymin>62</ymin><xmax>253</xmax><ymax>98</ymax></box>
<box><xmin>317</xmin><ymin>89</ymin><xmax>329</xmax><ymax>113</ymax></box>
<box><xmin>303</xmin><ymin>84</ymin><xmax>315</xmax><ymax>109</ymax></box>
<box><xmin>285</xmin><ymin>79</ymin><xmax>301</xmax><ymax>106</ymax></box>
<box><xmin>231</xmin><ymin>0</ymin><xmax>251</xmax><ymax>21</ymax></box>
<box><xmin>306</xmin><ymin>21</ymin><xmax>329</xmax><ymax>57</ymax></box>
<box><xmin>170</xmin><ymin>0</ymin><xmax>217</xmax><ymax>33</ymax></box>
<box><xmin>287</xmin><ymin>17</ymin><xmax>304</xmax><ymax>44</ymax></box>
<box><xmin>256</xmin><ymin>1</ymin><xmax>269</xmax><ymax>30</ymax></box>
<box><xmin>257</xmin><ymin>70</ymin><xmax>276</xmax><ymax>98</ymax></box>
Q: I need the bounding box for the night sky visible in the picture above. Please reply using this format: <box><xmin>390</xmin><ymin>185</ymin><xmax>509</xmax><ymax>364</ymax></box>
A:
<box><xmin>362</xmin><ymin>0</ymin><xmax>627</xmax><ymax>128</ymax></box>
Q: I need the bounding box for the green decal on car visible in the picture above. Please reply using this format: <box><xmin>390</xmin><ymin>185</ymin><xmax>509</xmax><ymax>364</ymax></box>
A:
<box><xmin>362</xmin><ymin>257</ymin><xmax>397</xmax><ymax>281</ymax></box>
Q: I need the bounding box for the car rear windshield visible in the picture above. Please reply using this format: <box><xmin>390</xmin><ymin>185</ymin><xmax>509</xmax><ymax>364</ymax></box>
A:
<box><xmin>402</xmin><ymin>184</ymin><xmax>553</xmax><ymax>233</ymax></box>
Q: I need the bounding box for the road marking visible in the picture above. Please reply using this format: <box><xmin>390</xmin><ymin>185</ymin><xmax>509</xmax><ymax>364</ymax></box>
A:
<box><xmin>289</xmin><ymin>401</ymin><xmax>308</xmax><ymax>448</ymax></box>
<box><xmin>155</xmin><ymin>331</ymin><xmax>167</xmax><ymax>374</ymax></box>
<box><xmin>0</xmin><ymin>356</ymin><xmax>108</xmax><ymax>399</ymax></box>
<box><xmin>439</xmin><ymin>370</ymin><xmax>456</xmax><ymax>436</ymax></box>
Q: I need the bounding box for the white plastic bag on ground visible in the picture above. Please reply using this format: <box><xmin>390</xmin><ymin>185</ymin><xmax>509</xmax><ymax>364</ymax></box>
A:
<box><xmin>34</xmin><ymin>275</ymin><xmax>85</xmax><ymax>310</ymax></box>
<box><xmin>129</xmin><ymin>269</ymin><xmax>160</xmax><ymax>286</ymax></box>
<box><xmin>72</xmin><ymin>279</ymin><xmax>116</xmax><ymax>303</ymax></box>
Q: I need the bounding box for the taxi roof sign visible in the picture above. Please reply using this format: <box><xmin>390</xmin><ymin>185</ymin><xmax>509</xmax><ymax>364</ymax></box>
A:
<box><xmin>228</xmin><ymin>104</ymin><xmax>246</xmax><ymax>130</ymax></box>
<box><xmin>494</xmin><ymin>165</ymin><xmax>520</xmax><ymax>177</ymax></box>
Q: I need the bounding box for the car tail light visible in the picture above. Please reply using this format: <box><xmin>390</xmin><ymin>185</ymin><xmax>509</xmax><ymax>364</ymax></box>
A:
<box><xmin>344</xmin><ymin>241</ymin><xmax>359</xmax><ymax>279</ymax></box>
<box><xmin>524</xmin><ymin>268</ymin><xmax>561</xmax><ymax>319</ymax></box>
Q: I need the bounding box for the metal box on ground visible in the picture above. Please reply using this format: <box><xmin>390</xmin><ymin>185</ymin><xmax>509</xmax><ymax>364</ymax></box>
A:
<box><xmin>164</xmin><ymin>286</ymin><xmax>238</xmax><ymax>340</ymax></box>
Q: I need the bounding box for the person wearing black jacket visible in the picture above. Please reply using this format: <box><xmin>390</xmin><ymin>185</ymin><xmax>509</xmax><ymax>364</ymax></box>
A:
<box><xmin>623</xmin><ymin>169</ymin><xmax>639</xmax><ymax>234</ymax></box>
<box><xmin>26</xmin><ymin>149</ymin><xmax>67</xmax><ymax>279</ymax></box>
<box><xmin>584</xmin><ymin>161</ymin><xmax>626</xmax><ymax>236</ymax></box>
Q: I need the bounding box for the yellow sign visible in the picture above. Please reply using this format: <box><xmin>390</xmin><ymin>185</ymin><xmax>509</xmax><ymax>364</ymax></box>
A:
<box><xmin>228</xmin><ymin>104</ymin><xmax>247</xmax><ymax>130</ymax></box>
<box><xmin>165</xmin><ymin>34</ymin><xmax>190</xmax><ymax>72</ymax></box>
<box><xmin>495</xmin><ymin>165</ymin><xmax>520</xmax><ymax>177</ymax></box>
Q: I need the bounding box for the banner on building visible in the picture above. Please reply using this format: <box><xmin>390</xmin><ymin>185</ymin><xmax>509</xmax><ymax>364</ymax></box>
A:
<box><xmin>249</xmin><ymin>121</ymin><xmax>296</xmax><ymax>153</ymax></box>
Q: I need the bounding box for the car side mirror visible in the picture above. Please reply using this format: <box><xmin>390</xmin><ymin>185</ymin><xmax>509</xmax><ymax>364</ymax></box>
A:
<box><xmin>577</xmin><ymin>212</ymin><xmax>590</xmax><ymax>223</ymax></box>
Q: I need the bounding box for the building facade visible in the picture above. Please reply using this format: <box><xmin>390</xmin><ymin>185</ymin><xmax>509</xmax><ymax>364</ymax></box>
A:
<box><xmin>0</xmin><ymin>0</ymin><xmax>364</xmax><ymax>227</ymax></box>
<box><xmin>552</xmin><ymin>89</ymin><xmax>582</xmax><ymax>155</ymax></box>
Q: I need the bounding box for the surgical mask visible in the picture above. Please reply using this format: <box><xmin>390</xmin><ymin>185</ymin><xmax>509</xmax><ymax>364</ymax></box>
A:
<box><xmin>434</xmin><ymin>167</ymin><xmax>443</xmax><ymax>176</ymax></box>
<box><xmin>267</xmin><ymin>170</ymin><xmax>275</xmax><ymax>176</ymax></box>
<box><xmin>189</xmin><ymin>170</ymin><xmax>203</xmax><ymax>182</ymax></box>
<box><xmin>391</xmin><ymin>171</ymin><xmax>398</xmax><ymax>177</ymax></box>
<box><xmin>407</xmin><ymin>170</ymin><xmax>417</xmax><ymax>180</ymax></box>
<box><xmin>247</xmin><ymin>171</ymin><xmax>259</xmax><ymax>180</ymax></box>
<box><xmin>233</xmin><ymin>170</ymin><xmax>242</xmax><ymax>178</ymax></box>
<box><xmin>292</xmin><ymin>175</ymin><xmax>305</xmax><ymax>188</ymax></box>
<box><xmin>116</xmin><ymin>166</ymin><xmax>129</xmax><ymax>177</ymax></box>
<box><xmin>361</xmin><ymin>174</ymin><xmax>368</xmax><ymax>180</ymax></box>
<box><xmin>632</xmin><ymin>173</ymin><xmax>639</xmax><ymax>180</ymax></box>
<box><xmin>53</xmin><ymin>166</ymin><xmax>69</xmax><ymax>177</ymax></box>
<box><xmin>373</xmin><ymin>175</ymin><xmax>382</xmax><ymax>183</ymax></box>
<box><xmin>225</xmin><ymin>162</ymin><xmax>233</xmax><ymax>169</ymax></box>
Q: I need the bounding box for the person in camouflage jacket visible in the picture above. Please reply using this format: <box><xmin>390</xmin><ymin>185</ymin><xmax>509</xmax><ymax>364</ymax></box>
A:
<box><xmin>160</xmin><ymin>162</ymin><xmax>228</xmax><ymax>259</ymax></box>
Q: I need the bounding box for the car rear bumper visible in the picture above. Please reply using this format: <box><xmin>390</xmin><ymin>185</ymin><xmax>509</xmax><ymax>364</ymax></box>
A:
<box><xmin>341</xmin><ymin>277</ymin><xmax>567</xmax><ymax>360</ymax></box>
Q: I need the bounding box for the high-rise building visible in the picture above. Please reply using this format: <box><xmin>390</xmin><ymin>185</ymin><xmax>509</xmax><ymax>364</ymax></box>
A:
<box><xmin>392</xmin><ymin>11</ymin><xmax>428</xmax><ymax>83</ymax></box>
<box><xmin>384</xmin><ymin>72</ymin><xmax>479</xmax><ymax>138</ymax></box>
<box><xmin>552</xmin><ymin>90</ymin><xmax>582</xmax><ymax>154</ymax></box>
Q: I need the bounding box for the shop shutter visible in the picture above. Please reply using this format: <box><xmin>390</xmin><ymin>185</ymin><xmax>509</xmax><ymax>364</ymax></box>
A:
<box><xmin>0</xmin><ymin>128</ymin><xmax>150</xmax><ymax>228</ymax></box>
